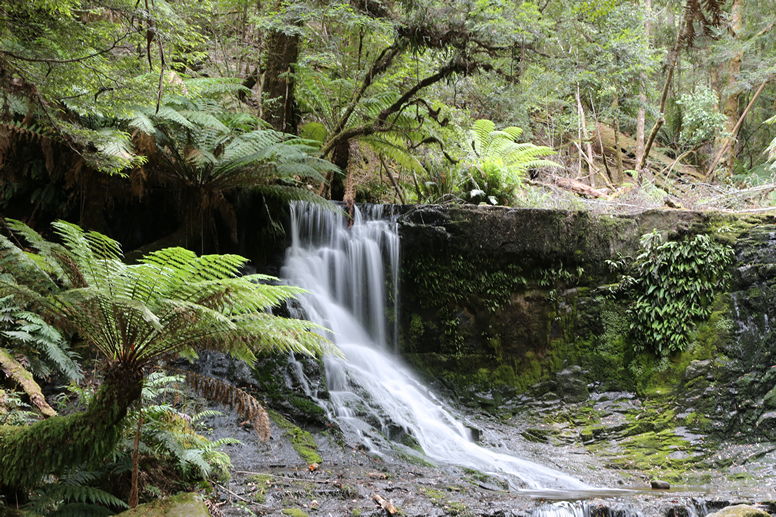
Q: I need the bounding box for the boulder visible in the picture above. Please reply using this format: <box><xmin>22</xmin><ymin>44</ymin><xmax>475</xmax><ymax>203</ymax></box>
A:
<box><xmin>115</xmin><ymin>493</ymin><xmax>209</xmax><ymax>517</ymax></box>
<box><xmin>705</xmin><ymin>505</ymin><xmax>770</xmax><ymax>517</ymax></box>
<box><xmin>556</xmin><ymin>366</ymin><xmax>589</xmax><ymax>403</ymax></box>
<box><xmin>755</xmin><ymin>410</ymin><xmax>776</xmax><ymax>436</ymax></box>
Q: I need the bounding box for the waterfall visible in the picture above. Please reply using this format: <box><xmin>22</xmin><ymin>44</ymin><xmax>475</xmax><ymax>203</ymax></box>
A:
<box><xmin>280</xmin><ymin>201</ymin><xmax>589</xmax><ymax>491</ymax></box>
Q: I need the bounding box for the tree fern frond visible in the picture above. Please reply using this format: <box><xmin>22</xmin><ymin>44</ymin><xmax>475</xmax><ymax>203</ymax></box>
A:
<box><xmin>360</xmin><ymin>135</ymin><xmax>425</xmax><ymax>173</ymax></box>
<box><xmin>41</xmin><ymin>484</ymin><xmax>128</xmax><ymax>509</ymax></box>
<box><xmin>185</xmin><ymin>371</ymin><xmax>271</xmax><ymax>440</ymax></box>
<box><xmin>0</xmin><ymin>233</ymin><xmax>60</xmax><ymax>294</ymax></box>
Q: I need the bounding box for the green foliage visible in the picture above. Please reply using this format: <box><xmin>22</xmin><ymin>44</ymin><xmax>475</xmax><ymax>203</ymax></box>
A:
<box><xmin>0</xmin><ymin>0</ymin><xmax>210</xmax><ymax>173</ymax></box>
<box><xmin>120</xmin><ymin>372</ymin><xmax>236</xmax><ymax>482</ymax></box>
<box><xmin>675</xmin><ymin>88</ymin><xmax>727</xmax><ymax>149</ymax></box>
<box><xmin>0</xmin><ymin>295</ymin><xmax>82</xmax><ymax>382</ymax></box>
<box><xmin>130</xmin><ymin>94</ymin><xmax>338</xmax><ymax>190</ymax></box>
<box><xmin>23</xmin><ymin>373</ymin><xmax>234</xmax><ymax>515</ymax></box>
<box><xmin>0</xmin><ymin>220</ymin><xmax>328</xmax><ymax>489</ymax></box>
<box><xmin>767</xmin><ymin>114</ymin><xmax>776</xmax><ymax>171</ymax></box>
<box><xmin>25</xmin><ymin>469</ymin><xmax>129</xmax><ymax>517</ymax></box>
<box><xmin>463</xmin><ymin>120</ymin><xmax>559</xmax><ymax>205</ymax></box>
<box><xmin>0</xmin><ymin>219</ymin><xmax>328</xmax><ymax>371</ymax></box>
<box><xmin>613</xmin><ymin>231</ymin><xmax>734</xmax><ymax>356</ymax></box>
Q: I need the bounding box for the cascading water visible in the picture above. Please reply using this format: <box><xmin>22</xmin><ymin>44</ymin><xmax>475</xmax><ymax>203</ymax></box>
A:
<box><xmin>280</xmin><ymin>201</ymin><xmax>589</xmax><ymax>491</ymax></box>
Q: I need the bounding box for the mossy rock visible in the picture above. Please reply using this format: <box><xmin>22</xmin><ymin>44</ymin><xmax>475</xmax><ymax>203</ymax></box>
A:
<box><xmin>269</xmin><ymin>410</ymin><xmax>323</xmax><ymax>465</ymax></box>
<box><xmin>281</xmin><ymin>509</ymin><xmax>310</xmax><ymax>517</ymax></box>
<box><xmin>115</xmin><ymin>493</ymin><xmax>209</xmax><ymax>517</ymax></box>
<box><xmin>706</xmin><ymin>505</ymin><xmax>770</xmax><ymax>517</ymax></box>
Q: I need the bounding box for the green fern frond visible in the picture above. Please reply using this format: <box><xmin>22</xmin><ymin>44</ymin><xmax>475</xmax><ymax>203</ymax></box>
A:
<box><xmin>360</xmin><ymin>135</ymin><xmax>425</xmax><ymax>173</ymax></box>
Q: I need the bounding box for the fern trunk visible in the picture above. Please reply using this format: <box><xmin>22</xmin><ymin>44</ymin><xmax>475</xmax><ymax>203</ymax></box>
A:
<box><xmin>0</xmin><ymin>363</ymin><xmax>143</xmax><ymax>489</ymax></box>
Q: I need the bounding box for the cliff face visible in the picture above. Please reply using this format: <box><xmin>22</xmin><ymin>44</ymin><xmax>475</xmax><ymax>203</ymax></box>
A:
<box><xmin>397</xmin><ymin>205</ymin><xmax>776</xmax><ymax>438</ymax></box>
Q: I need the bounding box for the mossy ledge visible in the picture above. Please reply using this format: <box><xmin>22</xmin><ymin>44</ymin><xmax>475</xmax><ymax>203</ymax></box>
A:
<box><xmin>397</xmin><ymin>206</ymin><xmax>776</xmax><ymax>437</ymax></box>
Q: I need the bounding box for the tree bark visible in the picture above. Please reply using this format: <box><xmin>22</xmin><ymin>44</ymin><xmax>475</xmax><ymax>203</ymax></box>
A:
<box><xmin>715</xmin><ymin>0</ymin><xmax>745</xmax><ymax>175</ymax></box>
<box><xmin>0</xmin><ymin>363</ymin><xmax>144</xmax><ymax>489</ymax></box>
<box><xmin>263</xmin><ymin>29</ymin><xmax>300</xmax><ymax>133</ymax></box>
<box><xmin>635</xmin><ymin>0</ymin><xmax>652</xmax><ymax>168</ymax></box>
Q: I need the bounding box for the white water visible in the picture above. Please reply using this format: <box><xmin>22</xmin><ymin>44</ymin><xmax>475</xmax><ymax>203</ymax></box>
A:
<box><xmin>280</xmin><ymin>201</ymin><xmax>589</xmax><ymax>491</ymax></box>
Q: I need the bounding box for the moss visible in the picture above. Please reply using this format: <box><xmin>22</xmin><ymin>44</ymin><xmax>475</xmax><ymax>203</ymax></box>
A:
<box><xmin>249</xmin><ymin>474</ymin><xmax>273</xmax><ymax>503</ymax></box>
<box><xmin>683</xmin><ymin>411</ymin><xmax>713</xmax><ymax>432</ymax></box>
<box><xmin>269</xmin><ymin>411</ymin><xmax>323</xmax><ymax>465</ymax></box>
<box><xmin>580</xmin><ymin>398</ymin><xmax>713</xmax><ymax>483</ymax></box>
<box><xmin>421</xmin><ymin>487</ymin><xmax>446</xmax><ymax>503</ymax></box>
<box><xmin>462</xmin><ymin>468</ymin><xmax>509</xmax><ymax>490</ymax></box>
<box><xmin>281</xmin><ymin>509</ymin><xmax>309</xmax><ymax>517</ymax></box>
<box><xmin>395</xmin><ymin>448</ymin><xmax>435</xmax><ymax>467</ymax></box>
<box><xmin>115</xmin><ymin>492</ymin><xmax>208</xmax><ymax>517</ymax></box>
<box><xmin>420</xmin><ymin>487</ymin><xmax>473</xmax><ymax>516</ymax></box>
<box><xmin>288</xmin><ymin>395</ymin><xmax>326</xmax><ymax>419</ymax></box>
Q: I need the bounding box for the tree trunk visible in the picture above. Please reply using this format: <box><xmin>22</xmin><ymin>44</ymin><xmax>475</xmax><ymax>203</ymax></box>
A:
<box><xmin>329</xmin><ymin>141</ymin><xmax>349</xmax><ymax>201</ymax></box>
<box><xmin>576</xmin><ymin>85</ymin><xmax>595</xmax><ymax>185</ymax></box>
<box><xmin>0</xmin><ymin>363</ymin><xmax>144</xmax><ymax>490</ymax></box>
<box><xmin>715</xmin><ymin>0</ymin><xmax>745</xmax><ymax>175</ymax></box>
<box><xmin>263</xmin><ymin>29</ymin><xmax>300</xmax><ymax>133</ymax></box>
<box><xmin>638</xmin><ymin>0</ymin><xmax>693</xmax><ymax>170</ymax></box>
<box><xmin>635</xmin><ymin>0</ymin><xmax>652</xmax><ymax>168</ymax></box>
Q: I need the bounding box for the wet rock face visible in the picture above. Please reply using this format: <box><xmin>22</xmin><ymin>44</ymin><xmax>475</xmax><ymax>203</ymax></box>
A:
<box><xmin>713</xmin><ymin>223</ymin><xmax>776</xmax><ymax>437</ymax></box>
<box><xmin>398</xmin><ymin>206</ymin><xmax>776</xmax><ymax>435</ymax></box>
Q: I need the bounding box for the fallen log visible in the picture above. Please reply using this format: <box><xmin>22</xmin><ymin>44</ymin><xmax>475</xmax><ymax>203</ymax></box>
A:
<box><xmin>553</xmin><ymin>176</ymin><xmax>609</xmax><ymax>198</ymax></box>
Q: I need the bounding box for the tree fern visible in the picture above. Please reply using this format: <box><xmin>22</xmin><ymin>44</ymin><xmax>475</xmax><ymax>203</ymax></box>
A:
<box><xmin>0</xmin><ymin>220</ymin><xmax>329</xmax><ymax>488</ymax></box>
<box><xmin>464</xmin><ymin>119</ymin><xmax>560</xmax><ymax>204</ymax></box>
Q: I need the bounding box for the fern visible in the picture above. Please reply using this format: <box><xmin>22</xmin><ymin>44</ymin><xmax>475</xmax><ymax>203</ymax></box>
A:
<box><xmin>25</xmin><ymin>469</ymin><xmax>128</xmax><ymax>516</ymax></box>
<box><xmin>463</xmin><ymin>119</ymin><xmax>560</xmax><ymax>204</ymax></box>
<box><xmin>0</xmin><ymin>295</ymin><xmax>81</xmax><ymax>382</ymax></box>
<box><xmin>0</xmin><ymin>221</ymin><xmax>330</xmax><ymax>488</ymax></box>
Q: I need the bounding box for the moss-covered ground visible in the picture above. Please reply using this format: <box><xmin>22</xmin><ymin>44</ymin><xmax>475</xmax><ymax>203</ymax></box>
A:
<box><xmin>269</xmin><ymin>410</ymin><xmax>323</xmax><ymax>465</ymax></box>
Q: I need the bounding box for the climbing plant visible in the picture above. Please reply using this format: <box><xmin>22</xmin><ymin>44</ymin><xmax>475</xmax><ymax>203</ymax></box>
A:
<box><xmin>612</xmin><ymin>231</ymin><xmax>734</xmax><ymax>356</ymax></box>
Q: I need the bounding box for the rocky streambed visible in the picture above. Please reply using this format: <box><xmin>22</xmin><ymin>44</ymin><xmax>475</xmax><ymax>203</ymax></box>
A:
<box><xmin>200</xmin><ymin>382</ymin><xmax>775</xmax><ymax>517</ymax></box>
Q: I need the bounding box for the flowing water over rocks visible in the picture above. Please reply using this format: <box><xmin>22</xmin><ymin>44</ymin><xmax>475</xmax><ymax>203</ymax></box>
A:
<box><xmin>281</xmin><ymin>202</ymin><xmax>588</xmax><ymax>491</ymax></box>
<box><xmin>202</xmin><ymin>204</ymin><xmax>775</xmax><ymax>516</ymax></box>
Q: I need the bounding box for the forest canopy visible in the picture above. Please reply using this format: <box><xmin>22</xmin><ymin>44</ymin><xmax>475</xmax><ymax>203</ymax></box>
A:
<box><xmin>0</xmin><ymin>0</ymin><xmax>774</xmax><ymax>247</ymax></box>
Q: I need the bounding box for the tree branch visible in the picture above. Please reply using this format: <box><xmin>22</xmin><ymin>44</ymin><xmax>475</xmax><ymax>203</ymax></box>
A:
<box><xmin>330</xmin><ymin>43</ymin><xmax>403</xmax><ymax>137</ymax></box>
<box><xmin>0</xmin><ymin>30</ymin><xmax>138</xmax><ymax>64</ymax></box>
<box><xmin>321</xmin><ymin>59</ymin><xmax>469</xmax><ymax>156</ymax></box>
